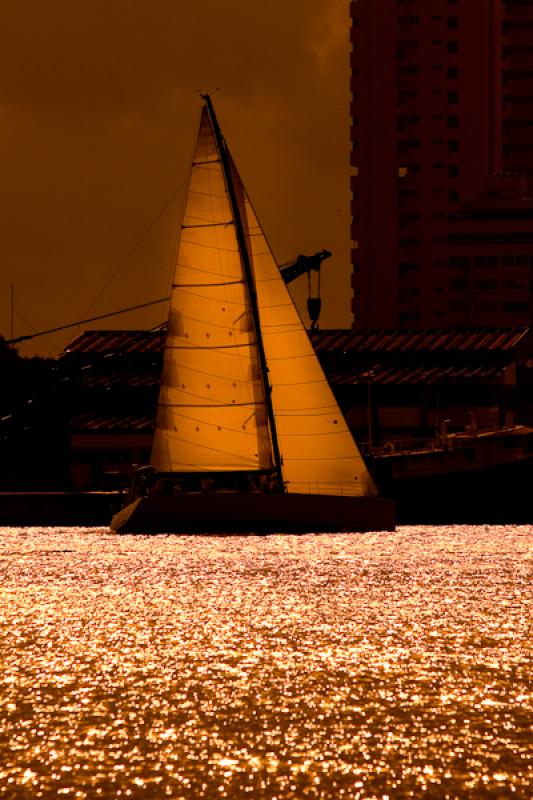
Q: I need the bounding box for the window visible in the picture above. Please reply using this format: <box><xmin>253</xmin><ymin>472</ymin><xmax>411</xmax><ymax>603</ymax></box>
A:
<box><xmin>399</xmin><ymin>311</ymin><xmax>421</xmax><ymax>324</ymax></box>
<box><xmin>449</xmin><ymin>300</ymin><xmax>467</xmax><ymax>312</ymax></box>
<box><xmin>448</xmin><ymin>164</ymin><xmax>459</xmax><ymax>177</ymax></box>
<box><xmin>449</xmin><ymin>256</ymin><xmax>470</xmax><ymax>268</ymax></box>
<box><xmin>448</xmin><ymin>139</ymin><xmax>459</xmax><ymax>152</ymax></box>
<box><xmin>399</xmin><ymin>262</ymin><xmax>420</xmax><ymax>274</ymax></box>
<box><xmin>448</xmin><ymin>91</ymin><xmax>459</xmax><ymax>103</ymax></box>
<box><xmin>448</xmin><ymin>41</ymin><xmax>458</xmax><ymax>54</ymax></box>
<box><xmin>449</xmin><ymin>278</ymin><xmax>466</xmax><ymax>290</ymax></box>
<box><xmin>448</xmin><ymin>115</ymin><xmax>459</xmax><ymax>128</ymax></box>
<box><xmin>503</xmin><ymin>279</ymin><xmax>527</xmax><ymax>291</ymax></box>
<box><xmin>399</xmin><ymin>287</ymin><xmax>420</xmax><ymax>301</ymax></box>
<box><xmin>398</xmin><ymin>139</ymin><xmax>420</xmax><ymax>151</ymax></box>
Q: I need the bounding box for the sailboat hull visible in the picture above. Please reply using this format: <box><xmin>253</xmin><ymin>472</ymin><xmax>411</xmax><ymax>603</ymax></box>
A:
<box><xmin>110</xmin><ymin>492</ymin><xmax>395</xmax><ymax>534</ymax></box>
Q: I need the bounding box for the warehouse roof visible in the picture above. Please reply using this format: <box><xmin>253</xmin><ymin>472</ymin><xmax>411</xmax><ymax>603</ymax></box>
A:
<box><xmin>63</xmin><ymin>327</ymin><xmax>530</xmax><ymax>356</ymax></box>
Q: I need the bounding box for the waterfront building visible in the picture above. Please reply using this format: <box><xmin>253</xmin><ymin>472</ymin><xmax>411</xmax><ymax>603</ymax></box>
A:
<box><xmin>59</xmin><ymin>328</ymin><xmax>531</xmax><ymax>491</ymax></box>
<box><xmin>350</xmin><ymin>0</ymin><xmax>533</xmax><ymax>328</ymax></box>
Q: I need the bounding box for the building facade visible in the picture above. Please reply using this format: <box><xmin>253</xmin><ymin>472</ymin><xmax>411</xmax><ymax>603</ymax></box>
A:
<box><xmin>350</xmin><ymin>0</ymin><xmax>533</xmax><ymax>328</ymax></box>
<box><xmin>54</xmin><ymin>327</ymin><xmax>533</xmax><ymax>491</ymax></box>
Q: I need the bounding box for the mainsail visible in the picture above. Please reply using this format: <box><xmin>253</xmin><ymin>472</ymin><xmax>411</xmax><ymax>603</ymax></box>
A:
<box><xmin>150</xmin><ymin>108</ymin><xmax>274</xmax><ymax>473</ymax></box>
<box><xmin>151</xmin><ymin>98</ymin><xmax>376</xmax><ymax>498</ymax></box>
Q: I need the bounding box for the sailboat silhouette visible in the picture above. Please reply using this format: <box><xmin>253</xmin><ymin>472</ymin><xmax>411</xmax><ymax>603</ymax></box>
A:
<box><xmin>110</xmin><ymin>96</ymin><xmax>394</xmax><ymax>533</ymax></box>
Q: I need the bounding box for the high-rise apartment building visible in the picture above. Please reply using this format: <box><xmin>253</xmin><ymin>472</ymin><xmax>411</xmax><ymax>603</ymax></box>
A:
<box><xmin>350</xmin><ymin>0</ymin><xmax>533</xmax><ymax>328</ymax></box>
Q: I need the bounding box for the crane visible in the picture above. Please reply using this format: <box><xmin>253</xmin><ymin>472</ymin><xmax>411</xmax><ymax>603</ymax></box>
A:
<box><xmin>279</xmin><ymin>249</ymin><xmax>331</xmax><ymax>330</ymax></box>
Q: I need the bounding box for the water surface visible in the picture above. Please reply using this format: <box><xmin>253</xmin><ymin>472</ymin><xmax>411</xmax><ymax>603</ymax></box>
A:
<box><xmin>0</xmin><ymin>526</ymin><xmax>531</xmax><ymax>798</ymax></box>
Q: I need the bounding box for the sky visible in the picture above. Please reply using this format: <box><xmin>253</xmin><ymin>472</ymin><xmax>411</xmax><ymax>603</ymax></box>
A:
<box><xmin>1</xmin><ymin>1</ymin><xmax>352</xmax><ymax>357</ymax></box>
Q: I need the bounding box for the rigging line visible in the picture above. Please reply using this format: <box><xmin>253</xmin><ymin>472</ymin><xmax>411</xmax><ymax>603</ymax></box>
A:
<box><xmin>161</xmin><ymin>361</ymin><xmax>256</xmax><ymax>381</ymax></box>
<box><xmin>271</xmin><ymin>378</ymin><xmax>325</xmax><ymax>387</ymax></box>
<box><xmin>180</xmin><ymin>240</ymin><xmax>237</xmax><ymax>252</ymax></box>
<box><xmin>173</xmin><ymin>261</ymin><xmax>240</xmax><ymax>277</ymax></box>
<box><xmin>266</xmin><ymin>353</ymin><xmax>317</xmax><ymax>361</ymax></box>
<box><xmin>78</xmin><ymin>178</ymin><xmax>187</xmax><ymax>326</ymax></box>
<box><xmin>261</xmin><ymin>323</ymin><xmax>301</xmax><ymax>330</ymax></box>
<box><xmin>165</xmin><ymin>310</ymin><xmax>253</xmax><ymax>328</ymax></box>
<box><xmin>174</xmin><ymin>288</ymin><xmax>247</xmax><ymax>303</ymax></box>
<box><xmin>166</xmin><ymin>342</ymin><xmax>256</xmax><ymax>350</ymax></box>
<box><xmin>192</xmin><ymin>158</ymin><xmax>221</xmax><ymax>166</ymax></box>
<box><xmin>156</xmin><ymin>433</ymin><xmax>265</xmax><ymax>463</ymax></box>
<box><xmin>191</xmin><ymin>189</ymin><xmax>230</xmax><ymax>199</ymax></box>
<box><xmin>160</xmin><ymin>383</ymin><xmax>260</xmax><ymax>405</ymax></box>
<box><xmin>165</xmin><ymin>344</ymin><xmax>257</xmax><ymax>361</ymax></box>
<box><xmin>273</xmin><ymin>430</ymin><xmax>352</xmax><ymax>437</ymax></box>
<box><xmin>182</xmin><ymin>221</ymin><xmax>232</xmax><ymax>229</ymax></box>
<box><xmin>7</xmin><ymin>297</ymin><xmax>170</xmax><ymax>345</ymax></box>
<box><xmin>172</xmin><ymin>279</ymin><xmax>245</xmax><ymax>288</ymax></box>
<box><xmin>275</xmin><ymin>410</ymin><xmax>342</xmax><ymax>417</ymax></box>
<box><xmin>161</xmin><ymin>410</ymin><xmax>269</xmax><ymax>438</ymax></box>
<box><xmin>12</xmin><ymin>307</ymin><xmax>56</xmax><ymax>356</ymax></box>
<box><xmin>160</xmin><ymin>402</ymin><xmax>259</xmax><ymax>408</ymax></box>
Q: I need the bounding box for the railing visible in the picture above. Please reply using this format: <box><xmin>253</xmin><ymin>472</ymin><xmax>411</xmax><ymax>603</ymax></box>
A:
<box><xmin>360</xmin><ymin>425</ymin><xmax>530</xmax><ymax>458</ymax></box>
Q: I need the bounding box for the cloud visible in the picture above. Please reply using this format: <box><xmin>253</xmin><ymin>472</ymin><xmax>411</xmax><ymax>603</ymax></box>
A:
<box><xmin>305</xmin><ymin>1</ymin><xmax>349</xmax><ymax>75</ymax></box>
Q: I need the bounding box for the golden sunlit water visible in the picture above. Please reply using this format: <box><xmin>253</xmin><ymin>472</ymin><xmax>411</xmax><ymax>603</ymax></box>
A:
<box><xmin>0</xmin><ymin>526</ymin><xmax>531</xmax><ymax>799</ymax></box>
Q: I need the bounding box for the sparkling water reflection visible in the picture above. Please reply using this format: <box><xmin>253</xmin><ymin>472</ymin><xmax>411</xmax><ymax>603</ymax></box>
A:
<box><xmin>0</xmin><ymin>526</ymin><xmax>531</xmax><ymax>799</ymax></box>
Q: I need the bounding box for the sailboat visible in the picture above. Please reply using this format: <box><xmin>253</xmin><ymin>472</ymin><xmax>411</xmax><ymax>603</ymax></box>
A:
<box><xmin>110</xmin><ymin>96</ymin><xmax>394</xmax><ymax>533</ymax></box>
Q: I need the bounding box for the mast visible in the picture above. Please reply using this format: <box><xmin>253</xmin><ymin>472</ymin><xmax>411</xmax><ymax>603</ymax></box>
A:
<box><xmin>201</xmin><ymin>93</ymin><xmax>284</xmax><ymax>489</ymax></box>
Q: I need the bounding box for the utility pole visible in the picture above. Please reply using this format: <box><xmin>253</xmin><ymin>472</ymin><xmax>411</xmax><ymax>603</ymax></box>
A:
<box><xmin>10</xmin><ymin>284</ymin><xmax>14</xmax><ymax>340</ymax></box>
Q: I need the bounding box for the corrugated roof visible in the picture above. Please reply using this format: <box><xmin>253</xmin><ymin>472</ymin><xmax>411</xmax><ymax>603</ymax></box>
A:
<box><xmin>71</xmin><ymin>413</ymin><xmax>155</xmax><ymax>432</ymax></box>
<box><xmin>62</xmin><ymin>327</ymin><xmax>530</xmax><ymax>358</ymax></box>
<box><xmin>80</xmin><ymin>369</ymin><xmax>160</xmax><ymax>390</ymax></box>
<box><xmin>329</xmin><ymin>364</ymin><xmax>504</xmax><ymax>386</ymax></box>
<box><xmin>64</xmin><ymin>330</ymin><xmax>165</xmax><ymax>355</ymax></box>
<box><xmin>311</xmin><ymin>327</ymin><xmax>529</xmax><ymax>354</ymax></box>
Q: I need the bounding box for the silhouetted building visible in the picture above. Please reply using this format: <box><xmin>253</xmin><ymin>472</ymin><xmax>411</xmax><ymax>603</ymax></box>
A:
<box><xmin>350</xmin><ymin>0</ymin><xmax>533</xmax><ymax>328</ymax></box>
<box><xmin>58</xmin><ymin>328</ymin><xmax>533</xmax><ymax>492</ymax></box>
